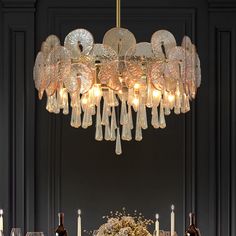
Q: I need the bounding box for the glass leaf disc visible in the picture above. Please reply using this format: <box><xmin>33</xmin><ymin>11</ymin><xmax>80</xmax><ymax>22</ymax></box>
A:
<box><xmin>151</xmin><ymin>61</ymin><xmax>166</xmax><ymax>90</ymax></box>
<box><xmin>103</xmin><ymin>27</ymin><xmax>136</xmax><ymax>57</ymax></box>
<box><xmin>64</xmin><ymin>29</ymin><xmax>94</xmax><ymax>59</ymax></box>
<box><xmin>125</xmin><ymin>42</ymin><xmax>155</xmax><ymax>87</ymax></box>
<box><xmin>151</xmin><ymin>30</ymin><xmax>176</xmax><ymax>59</ymax></box>
<box><xmin>41</xmin><ymin>35</ymin><xmax>61</xmax><ymax>58</ymax></box>
<box><xmin>167</xmin><ymin>46</ymin><xmax>192</xmax><ymax>82</ymax></box>
<box><xmin>68</xmin><ymin>63</ymin><xmax>93</xmax><ymax>94</ymax></box>
<box><xmin>46</xmin><ymin>81</ymin><xmax>57</xmax><ymax>96</ymax></box>
<box><xmin>90</xmin><ymin>44</ymin><xmax>118</xmax><ymax>63</ymax></box>
<box><xmin>46</xmin><ymin>46</ymin><xmax>71</xmax><ymax>82</ymax></box>
<box><xmin>181</xmin><ymin>36</ymin><xmax>192</xmax><ymax>51</ymax></box>
<box><xmin>99</xmin><ymin>61</ymin><xmax>122</xmax><ymax>91</ymax></box>
<box><xmin>33</xmin><ymin>52</ymin><xmax>50</xmax><ymax>91</ymax></box>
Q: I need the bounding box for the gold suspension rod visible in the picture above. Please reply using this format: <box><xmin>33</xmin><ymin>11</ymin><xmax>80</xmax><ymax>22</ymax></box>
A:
<box><xmin>116</xmin><ymin>0</ymin><xmax>121</xmax><ymax>28</ymax></box>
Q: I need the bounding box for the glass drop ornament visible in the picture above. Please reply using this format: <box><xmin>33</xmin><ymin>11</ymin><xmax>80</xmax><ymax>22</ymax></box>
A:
<box><xmin>115</xmin><ymin>128</ymin><xmax>122</xmax><ymax>155</ymax></box>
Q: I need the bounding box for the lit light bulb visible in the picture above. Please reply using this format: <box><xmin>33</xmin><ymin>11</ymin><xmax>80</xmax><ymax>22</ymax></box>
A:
<box><xmin>175</xmin><ymin>89</ymin><xmax>180</xmax><ymax>97</ymax></box>
<box><xmin>59</xmin><ymin>88</ymin><xmax>65</xmax><ymax>97</ymax></box>
<box><xmin>168</xmin><ymin>94</ymin><xmax>175</xmax><ymax>103</ymax></box>
<box><xmin>153</xmin><ymin>89</ymin><xmax>161</xmax><ymax>98</ymax></box>
<box><xmin>175</xmin><ymin>83</ymin><xmax>181</xmax><ymax>97</ymax></box>
<box><xmin>133</xmin><ymin>97</ymin><xmax>139</xmax><ymax>106</ymax></box>
<box><xmin>118</xmin><ymin>76</ymin><xmax>124</xmax><ymax>83</ymax></box>
<box><xmin>134</xmin><ymin>83</ymin><xmax>140</xmax><ymax>89</ymax></box>
<box><xmin>82</xmin><ymin>97</ymin><xmax>88</xmax><ymax>105</ymax></box>
<box><xmin>93</xmin><ymin>84</ymin><xmax>101</xmax><ymax>97</ymax></box>
<box><xmin>63</xmin><ymin>90</ymin><xmax>68</xmax><ymax>100</ymax></box>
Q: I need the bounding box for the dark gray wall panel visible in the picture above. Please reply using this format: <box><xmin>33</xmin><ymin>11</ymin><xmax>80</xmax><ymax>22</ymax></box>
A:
<box><xmin>209</xmin><ymin>9</ymin><xmax>236</xmax><ymax>236</ymax></box>
<box><xmin>0</xmin><ymin>0</ymin><xmax>36</xmax><ymax>233</ymax></box>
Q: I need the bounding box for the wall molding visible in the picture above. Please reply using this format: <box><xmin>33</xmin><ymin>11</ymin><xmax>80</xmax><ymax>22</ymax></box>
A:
<box><xmin>209</xmin><ymin>22</ymin><xmax>236</xmax><ymax>236</ymax></box>
<box><xmin>1</xmin><ymin>0</ymin><xmax>36</xmax><ymax>8</ymax></box>
<box><xmin>1</xmin><ymin>4</ymin><xmax>36</xmax><ymax>234</ymax></box>
<box><xmin>208</xmin><ymin>2</ymin><xmax>236</xmax><ymax>12</ymax></box>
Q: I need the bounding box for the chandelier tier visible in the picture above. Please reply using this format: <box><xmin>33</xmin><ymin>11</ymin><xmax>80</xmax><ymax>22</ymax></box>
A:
<box><xmin>33</xmin><ymin>0</ymin><xmax>201</xmax><ymax>155</ymax></box>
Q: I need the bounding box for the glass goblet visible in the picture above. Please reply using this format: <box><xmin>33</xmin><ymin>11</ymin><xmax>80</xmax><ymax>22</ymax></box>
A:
<box><xmin>11</xmin><ymin>228</ymin><xmax>22</xmax><ymax>236</ymax></box>
<box><xmin>26</xmin><ymin>232</ymin><xmax>44</xmax><ymax>236</ymax></box>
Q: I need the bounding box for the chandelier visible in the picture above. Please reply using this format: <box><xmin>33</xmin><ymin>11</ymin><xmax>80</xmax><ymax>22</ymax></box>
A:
<box><xmin>33</xmin><ymin>0</ymin><xmax>201</xmax><ymax>155</ymax></box>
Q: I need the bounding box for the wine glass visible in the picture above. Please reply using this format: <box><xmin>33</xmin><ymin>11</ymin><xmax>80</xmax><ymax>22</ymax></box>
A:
<box><xmin>11</xmin><ymin>228</ymin><xmax>22</xmax><ymax>236</ymax></box>
<box><xmin>26</xmin><ymin>232</ymin><xmax>44</xmax><ymax>236</ymax></box>
<box><xmin>92</xmin><ymin>230</ymin><xmax>98</xmax><ymax>236</ymax></box>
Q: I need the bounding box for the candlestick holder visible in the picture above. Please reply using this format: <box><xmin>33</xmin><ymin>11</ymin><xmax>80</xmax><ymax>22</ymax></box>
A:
<box><xmin>153</xmin><ymin>231</ymin><xmax>178</xmax><ymax>236</ymax></box>
<box><xmin>159</xmin><ymin>231</ymin><xmax>178</xmax><ymax>236</ymax></box>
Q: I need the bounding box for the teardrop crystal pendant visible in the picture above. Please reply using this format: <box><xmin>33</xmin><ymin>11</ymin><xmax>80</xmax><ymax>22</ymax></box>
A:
<box><xmin>159</xmin><ymin>100</ymin><xmax>166</xmax><ymax>129</ymax></box>
<box><xmin>71</xmin><ymin>106</ymin><xmax>81</xmax><ymax>128</ymax></box>
<box><xmin>128</xmin><ymin>105</ymin><xmax>134</xmax><ymax>130</ymax></box>
<box><xmin>105</xmin><ymin>121</ymin><xmax>111</xmax><ymax>141</ymax></box>
<box><xmin>95</xmin><ymin>103</ymin><xmax>103</xmax><ymax>141</ymax></box>
<box><xmin>110</xmin><ymin>106</ymin><xmax>117</xmax><ymax>141</ymax></box>
<box><xmin>151</xmin><ymin>106</ymin><xmax>159</xmax><ymax>129</ymax></box>
<box><xmin>115</xmin><ymin>127</ymin><xmax>122</xmax><ymax>155</ymax></box>
<box><xmin>135</xmin><ymin>111</ymin><xmax>143</xmax><ymax>141</ymax></box>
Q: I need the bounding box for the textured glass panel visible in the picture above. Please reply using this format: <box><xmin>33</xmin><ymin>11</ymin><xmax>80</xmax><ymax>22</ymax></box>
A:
<box><xmin>64</xmin><ymin>64</ymin><xmax>81</xmax><ymax>93</ymax></box>
<box><xmin>151</xmin><ymin>30</ymin><xmax>176</xmax><ymax>59</ymax></box>
<box><xmin>99</xmin><ymin>61</ymin><xmax>122</xmax><ymax>91</ymax></box>
<box><xmin>46</xmin><ymin>81</ymin><xmax>57</xmax><ymax>96</ymax></box>
<box><xmin>195</xmin><ymin>52</ymin><xmax>201</xmax><ymax>87</ymax></box>
<box><xmin>99</xmin><ymin>61</ymin><xmax>118</xmax><ymax>85</ymax></box>
<box><xmin>126</xmin><ymin>42</ymin><xmax>154</xmax><ymax>60</ymax></box>
<box><xmin>90</xmin><ymin>44</ymin><xmax>118</xmax><ymax>62</ymax></box>
<box><xmin>181</xmin><ymin>36</ymin><xmax>192</xmax><ymax>51</ymax></box>
<box><xmin>123</xmin><ymin>61</ymin><xmax>143</xmax><ymax>88</ymax></box>
<box><xmin>103</xmin><ymin>27</ymin><xmax>136</xmax><ymax>57</ymax></box>
<box><xmin>181</xmin><ymin>37</ymin><xmax>201</xmax><ymax>86</ymax></box>
<box><xmin>67</xmin><ymin>63</ymin><xmax>94</xmax><ymax>94</ymax></box>
<box><xmin>151</xmin><ymin>61</ymin><xmax>166</xmax><ymax>90</ymax></box>
<box><xmin>64</xmin><ymin>29</ymin><xmax>94</xmax><ymax>59</ymax></box>
<box><xmin>164</xmin><ymin>61</ymin><xmax>180</xmax><ymax>80</ymax></box>
<box><xmin>125</xmin><ymin>42</ymin><xmax>155</xmax><ymax>67</ymax></box>
<box><xmin>46</xmin><ymin>46</ymin><xmax>71</xmax><ymax>82</ymax></box>
<box><xmin>33</xmin><ymin>52</ymin><xmax>49</xmax><ymax>90</ymax></box>
<box><xmin>124</xmin><ymin>42</ymin><xmax>155</xmax><ymax>89</ymax></box>
<box><xmin>41</xmin><ymin>35</ymin><xmax>61</xmax><ymax>58</ymax></box>
<box><xmin>167</xmin><ymin>46</ymin><xmax>192</xmax><ymax>82</ymax></box>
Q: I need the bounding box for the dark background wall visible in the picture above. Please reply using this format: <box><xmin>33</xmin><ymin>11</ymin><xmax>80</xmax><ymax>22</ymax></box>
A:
<box><xmin>0</xmin><ymin>0</ymin><xmax>235</xmax><ymax>236</ymax></box>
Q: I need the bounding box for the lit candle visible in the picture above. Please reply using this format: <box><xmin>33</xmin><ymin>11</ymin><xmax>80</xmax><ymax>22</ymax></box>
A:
<box><xmin>155</xmin><ymin>214</ymin><xmax>159</xmax><ymax>236</ymax></box>
<box><xmin>0</xmin><ymin>209</ymin><xmax>3</xmax><ymax>232</ymax></box>
<box><xmin>171</xmin><ymin>205</ymin><xmax>175</xmax><ymax>236</ymax></box>
<box><xmin>77</xmin><ymin>209</ymin><xmax>81</xmax><ymax>236</ymax></box>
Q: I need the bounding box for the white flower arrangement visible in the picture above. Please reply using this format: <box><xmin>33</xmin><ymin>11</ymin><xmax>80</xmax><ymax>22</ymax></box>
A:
<box><xmin>94</xmin><ymin>209</ymin><xmax>153</xmax><ymax>236</ymax></box>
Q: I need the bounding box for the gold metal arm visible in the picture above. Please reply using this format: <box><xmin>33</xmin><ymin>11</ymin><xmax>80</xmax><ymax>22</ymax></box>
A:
<box><xmin>116</xmin><ymin>0</ymin><xmax>121</xmax><ymax>28</ymax></box>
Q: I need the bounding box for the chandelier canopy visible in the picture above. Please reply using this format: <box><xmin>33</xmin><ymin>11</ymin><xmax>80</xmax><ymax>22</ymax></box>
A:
<box><xmin>33</xmin><ymin>0</ymin><xmax>201</xmax><ymax>155</ymax></box>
